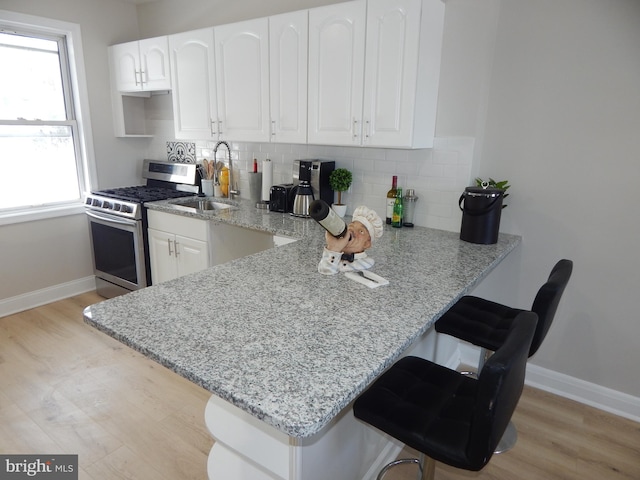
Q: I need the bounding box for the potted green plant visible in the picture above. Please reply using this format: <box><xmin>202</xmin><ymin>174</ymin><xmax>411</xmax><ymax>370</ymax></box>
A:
<box><xmin>329</xmin><ymin>168</ymin><xmax>353</xmax><ymax>217</ymax></box>
<box><xmin>475</xmin><ymin>177</ymin><xmax>510</xmax><ymax>208</ymax></box>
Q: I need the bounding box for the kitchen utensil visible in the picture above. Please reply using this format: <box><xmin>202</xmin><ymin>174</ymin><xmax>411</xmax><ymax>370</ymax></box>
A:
<box><xmin>344</xmin><ymin>270</ymin><xmax>389</xmax><ymax>288</ymax></box>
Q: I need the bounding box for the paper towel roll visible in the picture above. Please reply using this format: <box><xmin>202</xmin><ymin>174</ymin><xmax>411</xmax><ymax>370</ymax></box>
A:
<box><xmin>261</xmin><ymin>159</ymin><xmax>273</xmax><ymax>201</ymax></box>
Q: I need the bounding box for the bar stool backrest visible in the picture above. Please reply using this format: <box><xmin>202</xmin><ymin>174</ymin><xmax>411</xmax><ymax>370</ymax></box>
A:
<box><xmin>529</xmin><ymin>259</ymin><xmax>573</xmax><ymax>356</ymax></box>
<box><xmin>467</xmin><ymin>311</ymin><xmax>537</xmax><ymax>468</ymax></box>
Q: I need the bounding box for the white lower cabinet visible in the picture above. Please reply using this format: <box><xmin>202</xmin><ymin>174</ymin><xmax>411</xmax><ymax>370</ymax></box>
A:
<box><xmin>148</xmin><ymin>211</ymin><xmax>210</xmax><ymax>284</ymax></box>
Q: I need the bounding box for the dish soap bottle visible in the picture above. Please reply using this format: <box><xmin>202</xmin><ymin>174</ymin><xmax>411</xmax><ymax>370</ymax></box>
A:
<box><xmin>392</xmin><ymin>187</ymin><xmax>403</xmax><ymax>228</ymax></box>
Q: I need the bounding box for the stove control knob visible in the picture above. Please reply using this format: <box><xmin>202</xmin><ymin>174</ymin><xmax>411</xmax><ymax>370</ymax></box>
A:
<box><xmin>92</xmin><ymin>199</ymin><xmax>100</xmax><ymax>207</ymax></box>
<box><xmin>103</xmin><ymin>201</ymin><xmax>112</xmax><ymax>209</ymax></box>
<box><xmin>120</xmin><ymin>205</ymin><xmax>132</xmax><ymax>214</ymax></box>
<box><xmin>112</xmin><ymin>203</ymin><xmax>121</xmax><ymax>212</ymax></box>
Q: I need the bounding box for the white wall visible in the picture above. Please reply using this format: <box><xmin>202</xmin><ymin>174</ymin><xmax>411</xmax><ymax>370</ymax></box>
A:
<box><xmin>0</xmin><ymin>0</ymin><xmax>144</xmax><ymax>303</ymax></box>
<box><xmin>474</xmin><ymin>0</ymin><xmax>640</xmax><ymax>400</ymax></box>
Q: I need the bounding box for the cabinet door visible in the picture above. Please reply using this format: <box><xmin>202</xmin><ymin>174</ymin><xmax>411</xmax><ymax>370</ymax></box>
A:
<box><xmin>169</xmin><ymin>28</ymin><xmax>219</xmax><ymax>140</ymax></box>
<box><xmin>362</xmin><ymin>0</ymin><xmax>422</xmax><ymax>147</ymax></box>
<box><xmin>139</xmin><ymin>36</ymin><xmax>171</xmax><ymax>91</ymax></box>
<box><xmin>148</xmin><ymin>228</ymin><xmax>178</xmax><ymax>284</ymax></box>
<box><xmin>215</xmin><ymin>18</ymin><xmax>270</xmax><ymax>142</ymax></box>
<box><xmin>308</xmin><ymin>0</ymin><xmax>366</xmax><ymax>146</ymax></box>
<box><xmin>175</xmin><ymin>234</ymin><xmax>209</xmax><ymax>277</ymax></box>
<box><xmin>110</xmin><ymin>41</ymin><xmax>141</xmax><ymax>92</ymax></box>
<box><xmin>269</xmin><ymin>11</ymin><xmax>308</xmax><ymax>144</ymax></box>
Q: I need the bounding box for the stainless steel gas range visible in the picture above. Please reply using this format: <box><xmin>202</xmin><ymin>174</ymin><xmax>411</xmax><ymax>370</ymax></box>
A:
<box><xmin>84</xmin><ymin>159</ymin><xmax>199</xmax><ymax>298</ymax></box>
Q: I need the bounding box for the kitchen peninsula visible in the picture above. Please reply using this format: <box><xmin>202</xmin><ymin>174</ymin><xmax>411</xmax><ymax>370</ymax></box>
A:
<box><xmin>84</xmin><ymin>198</ymin><xmax>520</xmax><ymax>480</ymax></box>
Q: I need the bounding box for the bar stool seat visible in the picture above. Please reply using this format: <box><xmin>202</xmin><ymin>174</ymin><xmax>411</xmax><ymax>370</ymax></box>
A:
<box><xmin>436</xmin><ymin>259</ymin><xmax>573</xmax><ymax>358</ymax></box>
<box><xmin>354</xmin><ymin>312</ymin><xmax>537</xmax><ymax>480</ymax></box>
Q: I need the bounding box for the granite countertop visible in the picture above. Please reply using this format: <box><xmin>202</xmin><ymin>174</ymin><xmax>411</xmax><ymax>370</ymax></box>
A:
<box><xmin>84</xmin><ymin>196</ymin><xmax>521</xmax><ymax>438</ymax></box>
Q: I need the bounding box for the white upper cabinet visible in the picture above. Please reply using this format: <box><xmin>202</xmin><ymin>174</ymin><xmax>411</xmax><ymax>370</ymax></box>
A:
<box><xmin>169</xmin><ymin>28</ymin><xmax>219</xmax><ymax>140</ymax></box>
<box><xmin>269</xmin><ymin>10</ymin><xmax>309</xmax><ymax>144</ymax></box>
<box><xmin>309</xmin><ymin>0</ymin><xmax>444</xmax><ymax>148</ymax></box>
<box><xmin>110</xmin><ymin>36</ymin><xmax>171</xmax><ymax>92</ymax></box>
<box><xmin>363</xmin><ymin>0</ymin><xmax>444</xmax><ymax>148</ymax></box>
<box><xmin>112</xmin><ymin>0</ymin><xmax>445</xmax><ymax>147</ymax></box>
<box><xmin>215</xmin><ymin>18</ymin><xmax>271</xmax><ymax>142</ymax></box>
<box><xmin>308</xmin><ymin>1</ymin><xmax>367</xmax><ymax>146</ymax></box>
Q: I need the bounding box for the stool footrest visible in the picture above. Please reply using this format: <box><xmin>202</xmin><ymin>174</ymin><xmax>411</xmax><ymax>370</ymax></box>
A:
<box><xmin>376</xmin><ymin>454</ymin><xmax>435</xmax><ymax>480</ymax></box>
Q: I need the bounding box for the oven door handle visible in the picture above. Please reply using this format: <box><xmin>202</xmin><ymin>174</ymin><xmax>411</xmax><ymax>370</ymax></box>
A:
<box><xmin>85</xmin><ymin>210</ymin><xmax>139</xmax><ymax>227</ymax></box>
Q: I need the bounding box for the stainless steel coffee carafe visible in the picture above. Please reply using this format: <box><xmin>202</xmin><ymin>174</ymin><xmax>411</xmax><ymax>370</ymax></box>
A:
<box><xmin>291</xmin><ymin>161</ymin><xmax>314</xmax><ymax>217</ymax></box>
<box><xmin>292</xmin><ymin>182</ymin><xmax>314</xmax><ymax>217</ymax></box>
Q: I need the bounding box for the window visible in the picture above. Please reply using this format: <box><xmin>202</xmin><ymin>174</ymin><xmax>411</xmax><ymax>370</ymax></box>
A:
<box><xmin>0</xmin><ymin>12</ymin><xmax>94</xmax><ymax>223</ymax></box>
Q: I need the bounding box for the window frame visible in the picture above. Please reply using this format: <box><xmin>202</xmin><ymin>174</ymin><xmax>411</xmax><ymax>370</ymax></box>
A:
<box><xmin>0</xmin><ymin>10</ymin><xmax>97</xmax><ymax>226</ymax></box>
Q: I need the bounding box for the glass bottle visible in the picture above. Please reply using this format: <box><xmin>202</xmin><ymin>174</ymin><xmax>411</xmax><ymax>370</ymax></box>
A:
<box><xmin>385</xmin><ymin>175</ymin><xmax>398</xmax><ymax>225</ymax></box>
<box><xmin>309</xmin><ymin>199</ymin><xmax>348</xmax><ymax>238</ymax></box>
<box><xmin>391</xmin><ymin>187</ymin><xmax>403</xmax><ymax>228</ymax></box>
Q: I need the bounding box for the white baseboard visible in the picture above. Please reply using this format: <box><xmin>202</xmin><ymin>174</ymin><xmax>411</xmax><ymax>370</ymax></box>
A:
<box><xmin>0</xmin><ymin>276</ymin><xmax>96</xmax><ymax>318</ymax></box>
<box><xmin>525</xmin><ymin>364</ymin><xmax>640</xmax><ymax>424</ymax></box>
<box><xmin>458</xmin><ymin>342</ymin><xmax>640</xmax><ymax>424</ymax></box>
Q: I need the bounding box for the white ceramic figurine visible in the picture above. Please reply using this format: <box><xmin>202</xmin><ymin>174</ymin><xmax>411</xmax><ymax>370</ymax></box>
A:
<box><xmin>317</xmin><ymin>206</ymin><xmax>383</xmax><ymax>275</ymax></box>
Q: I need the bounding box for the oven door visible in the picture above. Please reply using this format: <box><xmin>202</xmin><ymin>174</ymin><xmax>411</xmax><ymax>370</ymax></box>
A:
<box><xmin>86</xmin><ymin>209</ymin><xmax>147</xmax><ymax>297</ymax></box>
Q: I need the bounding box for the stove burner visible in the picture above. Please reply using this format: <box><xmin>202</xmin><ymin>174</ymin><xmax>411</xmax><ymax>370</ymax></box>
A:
<box><xmin>93</xmin><ymin>186</ymin><xmax>194</xmax><ymax>203</ymax></box>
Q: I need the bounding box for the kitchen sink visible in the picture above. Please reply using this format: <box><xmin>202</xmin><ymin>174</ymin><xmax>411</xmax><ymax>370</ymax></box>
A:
<box><xmin>171</xmin><ymin>198</ymin><xmax>237</xmax><ymax>212</ymax></box>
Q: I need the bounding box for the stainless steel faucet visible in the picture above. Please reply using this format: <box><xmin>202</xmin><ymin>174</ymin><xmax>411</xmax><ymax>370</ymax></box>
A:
<box><xmin>214</xmin><ymin>141</ymin><xmax>239</xmax><ymax>199</ymax></box>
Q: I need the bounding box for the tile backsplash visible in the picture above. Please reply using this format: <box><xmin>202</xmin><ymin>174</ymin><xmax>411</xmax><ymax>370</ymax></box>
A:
<box><xmin>192</xmin><ymin>138</ymin><xmax>474</xmax><ymax>232</ymax></box>
<box><xmin>166</xmin><ymin>141</ymin><xmax>196</xmax><ymax>163</ymax></box>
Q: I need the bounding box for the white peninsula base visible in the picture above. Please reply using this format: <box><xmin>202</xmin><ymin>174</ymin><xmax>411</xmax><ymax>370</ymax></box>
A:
<box><xmin>205</xmin><ymin>329</ymin><xmax>458</xmax><ymax>480</ymax></box>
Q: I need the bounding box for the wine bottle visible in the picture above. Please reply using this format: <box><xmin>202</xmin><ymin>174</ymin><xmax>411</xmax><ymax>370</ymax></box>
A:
<box><xmin>386</xmin><ymin>175</ymin><xmax>398</xmax><ymax>225</ymax></box>
<box><xmin>309</xmin><ymin>199</ymin><xmax>348</xmax><ymax>238</ymax></box>
<box><xmin>392</xmin><ymin>187</ymin><xmax>403</xmax><ymax>228</ymax></box>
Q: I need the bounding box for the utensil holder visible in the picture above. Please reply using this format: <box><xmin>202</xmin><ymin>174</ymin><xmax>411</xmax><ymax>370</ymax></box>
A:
<box><xmin>248</xmin><ymin>172</ymin><xmax>262</xmax><ymax>202</ymax></box>
<box><xmin>201</xmin><ymin>179</ymin><xmax>214</xmax><ymax>197</ymax></box>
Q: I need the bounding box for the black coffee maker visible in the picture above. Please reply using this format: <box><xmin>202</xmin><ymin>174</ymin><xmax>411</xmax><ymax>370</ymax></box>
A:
<box><xmin>292</xmin><ymin>159</ymin><xmax>335</xmax><ymax>205</ymax></box>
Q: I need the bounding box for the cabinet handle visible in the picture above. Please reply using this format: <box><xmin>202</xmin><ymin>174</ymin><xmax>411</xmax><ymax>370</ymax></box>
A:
<box><xmin>134</xmin><ymin>70</ymin><xmax>141</xmax><ymax>86</ymax></box>
<box><xmin>167</xmin><ymin>238</ymin><xmax>173</xmax><ymax>256</ymax></box>
<box><xmin>353</xmin><ymin>119</ymin><xmax>359</xmax><ymax>139</ymax></box>
<box><xmin>210</xmin><ymin>119</ymin><xmax>217</xmax><ymax>136</ymax></box>
<box><xmin>365</xmin><ymin>120</ymin><xmax>370</xmax><ymax>139</ymax></box>
<box><xmin>174</xmin><ymin>241</ymin><xmax>180</xmax><ymax>257</ymax></box>
<box><xmin>140</xmin><ymin>69</ymin><xmax>146</xmax><ymax>86</ymax></box>
<box><xmin>271</xmin><ymin>120</ymin><xmax>276</xmax><ymax>137</ymax></box>
<box><xmin>218</xmin><ymin>120</ymin><xmax>223</xmax><ymax>135</ymax></box>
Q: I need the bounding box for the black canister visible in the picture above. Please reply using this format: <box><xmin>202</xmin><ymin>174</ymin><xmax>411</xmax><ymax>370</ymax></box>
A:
<box><xmin>459</xmin><ymin>186</ymin><xmax>504</xmax><ymax>244</ymax></box>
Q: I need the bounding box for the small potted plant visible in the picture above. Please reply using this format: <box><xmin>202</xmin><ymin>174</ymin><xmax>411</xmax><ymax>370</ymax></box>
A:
<box><xmin>329</xmin><ymin>168</ymin><xmax>353</xmax><ymax>217</ymax></box>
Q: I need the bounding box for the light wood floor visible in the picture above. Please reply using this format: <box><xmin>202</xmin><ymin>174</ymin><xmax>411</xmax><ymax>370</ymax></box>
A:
<box><xmin>1</xmin><ymin>292</ymin><xmax>639</xmax><ymax>479</ymax></box>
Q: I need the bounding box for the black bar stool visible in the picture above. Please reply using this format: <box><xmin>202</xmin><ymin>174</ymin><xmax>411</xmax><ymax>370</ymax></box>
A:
<box><xmin>435</xmin><ymin>259</ymin><xmax>573</xmax><ymax>452</ymax></box>
<box><xmin>354</xmin><ymin>312</ymin><xmax>537</xmax><ymax>480</ymax></box>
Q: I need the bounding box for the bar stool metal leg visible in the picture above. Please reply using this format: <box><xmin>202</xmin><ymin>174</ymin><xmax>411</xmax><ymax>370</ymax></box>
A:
<box><xmin>421</xmin><ymin>455</ymin><xmax>435</xmax><ymax>480</ymax></box>
<box><xmin>494</xmin><ymin>420</ymin><xmax>518</xmax><ymax>453</ymax></box>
